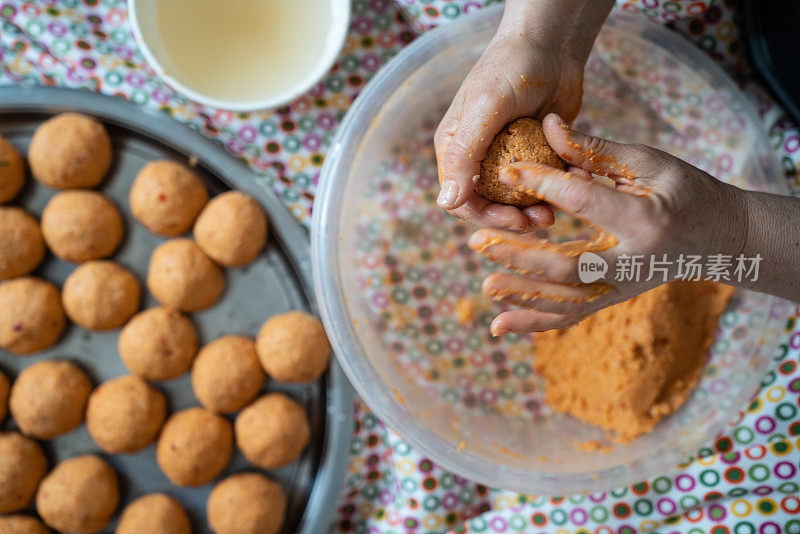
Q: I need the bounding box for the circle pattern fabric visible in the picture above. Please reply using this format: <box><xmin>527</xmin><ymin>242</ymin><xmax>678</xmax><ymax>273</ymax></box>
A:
<box><xmin>0</xmin><ymin>1</ymin><xmax>798</xmax><ymax>533</ymax></box>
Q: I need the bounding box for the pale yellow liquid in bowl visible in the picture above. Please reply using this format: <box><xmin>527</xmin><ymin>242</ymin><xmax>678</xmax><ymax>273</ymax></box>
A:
<box><xmin>157</xmin><ymin>0</ymin><xmax>333</xmax><ymax>103</ymax></box>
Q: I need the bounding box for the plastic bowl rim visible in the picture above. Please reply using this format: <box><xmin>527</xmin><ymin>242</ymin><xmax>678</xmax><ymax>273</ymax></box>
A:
<box><xmin>312</xmin><ymin>4</ymin><xmax>786</xmax><ymax>493</ymax></box>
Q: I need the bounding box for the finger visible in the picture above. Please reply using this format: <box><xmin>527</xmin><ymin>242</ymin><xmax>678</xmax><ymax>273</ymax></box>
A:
<box><xmin>566</xmin><ymin>165</ymin><xmax>591</xmax><ymax>180</ymax></box>
<box><xmin>522</xmin><ymin>203</ymin><xmax>555</xmax><ymax>228</ymax></box>
<box><xmin>434</xmin><ymin>106</ymin><xmax>458</xmax><ymax>171</ymax></box>
<box><xmin>500</xmin><ymin>161</ymin><xmax>640</xmax><ymax>234</ymax></box>
<box><xmin>468</xmin><ymin>228</ymin><xmax>581</xmax><ymax>283</ymax></box>
<box><xmin>437</xmin><ymin>115</ymin><xmax>500</xmax><ymax>210</ymax></box>
<box><xmin>542</xmin><ymin>113</ymin><xmax>669</xmax><ymax>179</ymax></box>
<box><xmin>482</xmin><ymin>272</ymin><xmax>610</xmax><ymax>315</ymax></box>
<box><xmin>449</xmin><ymin>196</ymin><xmax>533</xmax><ymax>231</ymax></box>
<box><xmin>490</xmin><ymin>309</ymin><xmax>582</xmax><ymax>335</ymax></box>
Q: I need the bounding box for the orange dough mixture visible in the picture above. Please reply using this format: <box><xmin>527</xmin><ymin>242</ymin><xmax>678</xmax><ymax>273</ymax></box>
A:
<box><xmin>534</xmin><ymin>281</ymin><xmax>733</xmax><ymax>441</ymax></box>
<box><xmin>478</xmin><ymin>118</ymin><xmax>565</xmax><ymax>207</ymax></box>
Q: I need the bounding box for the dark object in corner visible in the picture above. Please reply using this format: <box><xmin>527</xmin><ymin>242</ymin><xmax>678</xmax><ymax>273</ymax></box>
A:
<box><xmin>741</xmin><ymin>0</ymin><xmax>800</xmax><ymax>125</ymax></box>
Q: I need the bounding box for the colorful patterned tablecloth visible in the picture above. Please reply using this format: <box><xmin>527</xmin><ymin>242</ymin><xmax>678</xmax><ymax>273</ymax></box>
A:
<box><xmin>1</xmin><ymin>1</ymin><xmax>799</xmax><ymax>533</ymax></box>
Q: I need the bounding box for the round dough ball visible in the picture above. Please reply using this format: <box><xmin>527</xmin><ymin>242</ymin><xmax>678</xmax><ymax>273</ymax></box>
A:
<box><xmin>86</xmin><ymin>375</ymin><xmax>166</xmax><ymax>454</ymax></box>
<box><xmin>477</xmin><ymin>117</ymin><xmax>566</xmax><ymax>207</ymax></box>
<box><xmin>208</xmin><ymin>473</ymin><xmax>286</xmax><ymax>534</ymax></box>
<box><xmin>256</xmin><ymin>311</ymin><xmax>331</xmax><ymax>383</ymax></box>
<box><xmin>10</xmin><ymin>360</ymin><xmax>92</xmax><ymax>439</ymax></box>
<box><xmin>130</xmin><ymin>160</ymin><xmax>208</xmax><ymax>236</ymax></box>
<box><xmin>234</xmin><ymin>393</ymin><xmax>310</xmax><ymax>469</ymax></box>
<box><xmin>36</xmin><ymin>455</ymin><xmax>119</xmax><ymax>534</ymax></box>
<box><xmin>28</xmin><ymin>113</ymin><xmax>112</xmax><ymax>189</ymax></box>
<box><xmin>192</xmin><ymin>335</ymin><xmax>265</xmax><ymax>413</ymax></box>
<box><xmin>62</xmin><ymin>260</ymin><xmax>141</xmax><ymax>330</ymax></box>
<box><xmin>0</xmin><ymin>277</ymin><xmax>65</xmax><ymax>355</ymax></box>
<box><xmin>0</xmin><ymin>515</ymin><xmax>51</xmax><ymax>534</ymax></box>
<box><xmin>118</xmin><ymin>307</ymin><xmax>199</xmax><ymax>381</ymax></box>
<box><xmin>147</xmin><ymin>238</ymin><xmax>224</xmax><ymax>312</ymax></box>
<box><xmin>116</xmin><ymin>494</ymin><xmax>191</xmax><ymax>534</ymax></box>
<box><xmin>41</xmin><ymin>191</ymin><xmax>124</xmax><ymax>262</ymax></box>
<box><xmin>194</xmin><ymin>191</ymin><xmax>267</xmax><ymax>266</ymax></box>
<box><xmin>0</xmin><ymin>136</ymin><xmax>25</xmax><ymax>204</ymax></box>
<box><xmin>156</xmin><ymin>407</ymin><xmax>232</xmax><ymax>487</ymax></box>
<box><xmin>0</xmin><ymin>207</ymin><xmax>44</xmax><ymax>279</ymax></box>
<box><xmin>0</xmin><ymin>432</ymin><xmax>48</xmax><ymax>513</ymax></box>
<box><xmin>0</xmin><ymin>370</ymin><xmax>8</xmax><ymax>422</ymax></box>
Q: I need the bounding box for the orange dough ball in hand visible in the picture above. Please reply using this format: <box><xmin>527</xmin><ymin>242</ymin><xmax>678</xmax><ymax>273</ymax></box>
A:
<box><xmin>62</xmin><ymin>260</ymin><xmax>141</xmax><ymax>330</ymax></box>
<box><xmin>118</xmin><ymin>307</ymin><xmax>199</xmax><ymax>381</ymax></box>
<box><xmin>36</xmin><ymin>455</ymin><xmax>119</xmax><ymax>534</ymax></box>
<box><xmin>477</xmin><ymin>117</ymin><xmax>565</xmax><ymax>207</ymax></box>
<box><xmin>0</xmin><ymin>277</ymin><xmax>65</xmax><ymax>355</ymax></box>
<box><xmin>256</xmin><ymin>311</ymin><xmax>331</xmax><ymax>383</ymax></box>
<box><xmin>116</xmin><ymin>494</ymin><xmax>191</xmax><ymax>534</ymax></box>
<box><xmin>156</xmin><ymin>407</ymin><xmax>233</xmax><ymax>487</ymax></box>
<box><xmin>9</xmin><ymin>360</ymin><xmax>92</xmax><ymax>439</ymax></box>
<box><xmin>41</xmin><ymin>191</ymin><xmax>124</xmax><ymax>262</ymax></box>
<box><xmin>28</xmin><ymin>112</ymin><xmax>112</xmax><ymax>189</ymax></box>
<box><xmin>130</xmin><ymin>160</ymin><xmax>208</xmax><ymax>236</ymax></box>
<box><xmin>147</xmin><ymin>238</ymin><xmax>225</xmax><ymax>312</ymax></box>
<box><xmin>0</xmin><ymin>135</ymin><xmax>25</xmax><ymax>204</ymax></box>
<box><xmin>86</xmin><ymin>375</ymin><xmax>167</xmax><ymax>454</ymax></box>
<box><xmin>234</xmin><ymin>393</ymin><xmax>310</xmax><ymax>469</ymax></box>
<box><xmin>207</xmin><ymin>473</ymin><xmax>287</xmax><ymax>534</ymax></box>
<box><xmin>0</xmin><ymin>207</ymin><xmax>45</xmax><ymax>280</ymax></box>
<box><xmin>0</xmin><ymin>515</ymin><xmax>51</xmax><ymax>534</ymax></box>
<box><xmin>191</xmin><ymin>335</ymin><xmax>266</xmax><ymax>413</ymax></box>
<box><xmin>194</xmin><ymin>191</ymin><xmax>268</xmax><ymax>266</ymax></box>
<box><xmin>0</xmin><ymin>432</ymin><xmax>48</xmax><ymax>514</ymax></box>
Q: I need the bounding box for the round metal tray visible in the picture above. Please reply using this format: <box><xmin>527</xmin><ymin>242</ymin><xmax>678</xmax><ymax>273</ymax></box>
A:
<box><xmin>0</xmin><ymin>86</ymin><xmax>353</xmax><ymax>533</ymax></box>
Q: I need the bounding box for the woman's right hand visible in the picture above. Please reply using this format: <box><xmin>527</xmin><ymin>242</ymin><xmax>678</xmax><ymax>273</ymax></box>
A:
<box><xmin>434</xmin><ymin>0</ymin><xmax>614</xmax><ymax>231</ymax></box>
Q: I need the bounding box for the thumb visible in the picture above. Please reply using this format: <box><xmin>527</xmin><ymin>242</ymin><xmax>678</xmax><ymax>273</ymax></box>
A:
<box><xmin>436</xmin><ymin>81</ymin><xmax>520</xmax><ymax>210</ymax></box>
<box><xmin>436</xmin><ymin>130</ymin><xmax>482</xmax><ymax>210</ymax></box>
<box><xmin>541</xmin><ymin>113</ymin><xmax>666</xmax><ymax>180</ymax></box>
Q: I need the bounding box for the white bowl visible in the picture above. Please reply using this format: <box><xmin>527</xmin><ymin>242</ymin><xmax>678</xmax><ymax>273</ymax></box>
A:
<box><xmin>313</xmin><ymin>6</ymin><xmax>788</xmax><ymax>494</ymax></box>
<box><xmin>128</xmin><ymin>0</ymin><xmax>350</xmax><ymax>111</ymax></box>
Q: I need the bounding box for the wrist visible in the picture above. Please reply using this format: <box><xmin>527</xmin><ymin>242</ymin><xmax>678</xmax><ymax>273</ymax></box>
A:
<box><xmin>710</xmin><ymin>183</ymin><xmax>751</xmax><ymax>260</ymax></box>
<box><xmin>499</xmin><ymin>0</ymin><xmax>614</xmax><ymax>64</ymax></box>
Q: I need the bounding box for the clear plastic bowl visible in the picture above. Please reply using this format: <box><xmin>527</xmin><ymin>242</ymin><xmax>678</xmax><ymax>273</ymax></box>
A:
<box><xmin>312</xmin><ymin>6</ymin><xmax>789</xmax><ymax>494</ymax></box>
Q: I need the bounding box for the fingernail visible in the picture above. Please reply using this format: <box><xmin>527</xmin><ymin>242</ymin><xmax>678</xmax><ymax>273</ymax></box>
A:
<box><xmin>437</xmin><ymin>180</ymin><xmax>459</xmax><ymax>209</ymax></box>
<box><xmin>490</xmin><ymin>323</ymin><xmax>507</xmax><ymax>337</ymax></box>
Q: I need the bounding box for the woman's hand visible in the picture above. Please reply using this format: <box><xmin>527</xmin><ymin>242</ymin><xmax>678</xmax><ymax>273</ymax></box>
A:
<box><xmin>469</xmin><ymin>113</ymin><xmax>750</xmax><ymax>335</ymax></box>
<box><xmin>435</xmin><ymin>0</ymin><xmax>614</xmax><ymax>231</ymax></box>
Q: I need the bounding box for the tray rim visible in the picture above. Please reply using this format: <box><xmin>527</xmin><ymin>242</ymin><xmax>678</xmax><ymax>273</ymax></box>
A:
<box><xmin>0</xmin><ymin>84</ymin><xmax>354</xmax><ymax>533</ymax></box>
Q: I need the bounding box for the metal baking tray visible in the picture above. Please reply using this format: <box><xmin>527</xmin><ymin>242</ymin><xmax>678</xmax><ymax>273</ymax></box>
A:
<box><xmin>0</xmin><ymin>86</ymin><xmax>353</xmax><ymax>533</ymax></box>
